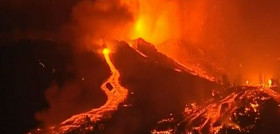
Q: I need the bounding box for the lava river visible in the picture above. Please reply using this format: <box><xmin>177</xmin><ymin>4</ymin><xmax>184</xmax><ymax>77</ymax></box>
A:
<box><xmin>152</xmin><ymin>87</ymin><xmax>280</xmax><ymax>134</ymax></box>
<box><xmin>31</xmin><ymin>48</ymin><xmax>128</xmax><ymax>134</ymax></box>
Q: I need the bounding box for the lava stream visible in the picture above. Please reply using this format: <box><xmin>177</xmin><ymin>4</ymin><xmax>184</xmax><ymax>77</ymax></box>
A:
<box><xmin>35</xmin><ymin>48</ymin><xmax>128</xmax><ymax>133</ymax></box>
<box><xmin>153</xmin><ymin>87</ymin><xmax>280</xmax><ymax>134</ymax></box>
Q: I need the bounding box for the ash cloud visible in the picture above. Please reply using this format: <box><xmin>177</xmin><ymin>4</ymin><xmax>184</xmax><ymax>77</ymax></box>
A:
<box><xmin>154</xmin><ymin>0</ymin><xmax>280</xmax><ymax>84</ymax></box>
<box><xmin>62</xmin><ymin>0</ymin><xmax>135</xmax><ymax>50</ymax></box>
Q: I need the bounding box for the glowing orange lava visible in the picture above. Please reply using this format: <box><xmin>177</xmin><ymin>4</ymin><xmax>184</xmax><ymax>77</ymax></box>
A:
<box><xmin>32</xmin><ymin>48</ymin><xmax>128</xmax><ymax>133</ymax></box>
<box><xmin>153</xmin><ymin>87</ymin><xmax>280</xmax><ymax>134</ymax></box>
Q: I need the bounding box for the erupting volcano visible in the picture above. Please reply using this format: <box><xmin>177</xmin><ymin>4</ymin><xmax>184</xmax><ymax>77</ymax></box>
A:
<box><xmin>27</xmin><ymin>39</ymin><xmax>280</xmax><ymax>134</ymax></box>
<box><xmin>1</xmin><ymin>0</ymin><xmax>280</xmax><ymax>134</ymax></box>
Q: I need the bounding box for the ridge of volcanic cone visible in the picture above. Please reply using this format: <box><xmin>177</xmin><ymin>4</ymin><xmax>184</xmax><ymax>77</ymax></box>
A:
<box><xmin>131</xmin><ymin>38</ymin><xmax>158</xmax><ymax>54</ymax></box>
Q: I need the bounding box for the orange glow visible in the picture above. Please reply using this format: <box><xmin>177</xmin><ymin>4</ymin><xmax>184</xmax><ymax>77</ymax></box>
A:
<box><xmin>124</xmin><ymin>0</ymin><xmax>280</xmax><ymax>85</ymax></box>
<box><xmin>246</xmin><ymin>80</ymin><xmax>249</xmax><ymax>85</ymax></box>
<box><xmin>268</xmin><ymin>79</ymin><xmax>272</xmax><ymax>87</ymax></box>
<box><xmin>129</xmin><ymin>0</ymin><xmax>181</xmax><ymax>45</ymax></box>
<box><xmin>69</xmin><ymin>0</ymin><xmax>280</xmax><ymax>86</ymax></box>
<box><xmin>133</xmin><ymin>17</ymin><xmax>147</xmax><ymax>39</ymax></box>
<box><xmin>102</xmin><ymin>48</ymin><xmax>110</xmax><ymax>55</ymax></box>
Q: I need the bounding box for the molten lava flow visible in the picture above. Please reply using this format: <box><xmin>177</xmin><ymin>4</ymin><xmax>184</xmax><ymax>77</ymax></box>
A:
<box><xmin>153</xmin><ymin>87</ymin><xmax>280</xmax><ymax>134</ymax></box>
<box><xmin>129</xmin><ymin>38</ymin><xmax>216</xmax><ymax>82</ymax></box>
<box><xmin>32</xmin><ymin>48</ymin><xmax>128</xmax><ymax>133</ymax></box>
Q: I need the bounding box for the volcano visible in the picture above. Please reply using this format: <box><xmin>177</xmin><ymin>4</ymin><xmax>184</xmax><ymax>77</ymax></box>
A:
<box><xmin>2</xmin><ymin>1</ymin><xmax>280</xmax><ymax>134</ymax></box>
<box><xmin>26</xmin><ymin>39</ymin><xmax>220</xmax><ymax>134</ymax></box>
<box><xmin>24</xmin><ymin>39</ymin><xmax>280</xmax><ymax>134</ymax></box>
